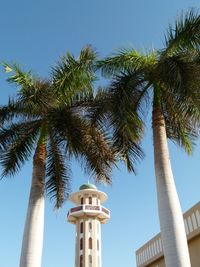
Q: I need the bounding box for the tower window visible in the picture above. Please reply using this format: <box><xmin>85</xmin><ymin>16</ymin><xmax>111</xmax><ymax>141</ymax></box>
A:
<box><xmin>80</xmin><ymin>255</ymin><xmax>83</xmax><ymax>267</ymax></box>
<box><xmin>89</xmin><ymin>255</ymin><xmax>92</xmax><ymax>266</ymax></box>
<box><xmin>89</xmin><ymin>197</ymin><xmax>92</xmax><ymax>204</ymax></box>
<box><xmin>81</xmin><ymin>197</ymin><xmax>84</xmax><ymax>205</ymax></box>
<box><xmin>80</xmin><ymin>222</ymin><xmax>83</xmax><ymax>233</ymax></box>
<box><xmin>89</xmin><ymin>221</ymin><xmax>92</xmax><ymax>232</ymax></box>
<box><xmin>97</xmin><ymin>240</ymin><xmax>99</xmax><ymax>250</ymax></box>
<box><xmin>80</xmin><ymin>238</ymin><xmax>83</xmax><ymax>250</ymax></box>
<box><xmin>89</xmin><ymin>237</ymin><xmax>92</xmax><ymax>249</ymax></box>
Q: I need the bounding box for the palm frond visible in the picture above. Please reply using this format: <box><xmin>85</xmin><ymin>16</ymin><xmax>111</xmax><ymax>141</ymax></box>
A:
<box><xmin>108</xmin><ymin>75</ymin><xmax>145</xmax><ymax>172</ymax></box>
<box><xmin>165</xmin><ymin>109</ymin><xmax>198</xmax><ymax>154</ymax></box>
<box><xmin>51</xmin><ymin>46</ymin><xmax>96</xmax><ymax>104</ymax></box>
<box><xmin>164</xmin><ymin>8</ymin><xmax>200</xmax><ymax>54</ymax></box>
<box><xmin>0</xmin><ymin>98</ymin><xmax>26</xmax><ymax>124</ymax></box>
<box><xmin>158</xmin><ymin>51</ymin><xmax>199</xmax><ymax>93</ymax></box>
<box><xmin>48</xmin><ymin>106</ymin><xmax>86</xmax><ymax>157</ymax></box>
<box><xmin>78</xmin><ymin>45</ymin><xmax>97</xmax><ymax>67</ymax></box>
<box><xmin>46</xmin><ymin>131</ymin><xmax>71</xmax><ymax>208</ymax></box>
<box><xmin>0</xmin><ymin>120</ymin><xmax>42</xmax><ymax>177</ymax></box>
<box><xmin>160</xmin><ymin>84</ymin><xmax>199</xmax><ymax>154</ymax></box>
<box><xmin>97</xmin><ymin>48</ymin><xmax>156</xmax><ymax>77</ymax></box>
<box><xmin>79</xmin><ymin>126</ymin><xmax>115</xmax><ymax>184</ymax></box>
<box><xmin>158</xmin><ymin>50</ymin><xmax>200</xmax><ymax>127</ymax></box>
<box><xmin>0</xmin><ymin>119</ymin><xmax>42</xmax><ymax>149</ymax></box>
<box><xmin>4</xmin><ymin>64</ymin><xmax>57</xmax><ymax>116</ymax></box>
<box><xmin>48</xmin><ymin>106</ymin><xmax>115</xmax><ymax>183</ymax></box>
<box><xmin>89</xmin><ymin>72</ymin><xmax>147</xmax><ymax>173</ymax></box>
<box><xmin>87</xmin><ymin>87</ymin><xmax>112</xmax><ymax>128</ymax></box>
<box><xmin>5</xmin><ymin>63</ymin><xmax>34</xmax><ymax>90</ymax></box>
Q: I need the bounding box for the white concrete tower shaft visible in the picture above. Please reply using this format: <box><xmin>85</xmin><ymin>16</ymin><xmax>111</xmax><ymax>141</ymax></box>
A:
<box><xmin>67</xmin><ymin>184</ymin><xmax>110</xmax><ymax>267</ymax></box>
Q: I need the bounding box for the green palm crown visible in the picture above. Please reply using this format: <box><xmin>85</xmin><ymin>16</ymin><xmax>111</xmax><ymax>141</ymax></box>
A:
<box><xmin>0</xmin><ymin>46</ymin><xmax>115</xmax><ymax>208</ymax></box>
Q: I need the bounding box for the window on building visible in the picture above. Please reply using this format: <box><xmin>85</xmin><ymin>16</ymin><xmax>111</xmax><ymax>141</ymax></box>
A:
<box><xmin>89</xmin><ymin>221</ymin><xmax>92</xmax><ymax>232</ymax></box>
<box><xmin>80</xmin><ymin>238</ymin><xmax>83</xmax><ymax>250</ymax></box>
<box><xmin>89</xmin><ymin>197</ymin><xmax>92</xmax><ymax>204</ymax></box>
<box><xmin>81</xmin><ymin>197</ymin><xmax>84</xmax><ymax>205</ymax></box>
<box><xmin>89</xmin><ymin>255</ymin><xmax>92</xmax><ymax>266</ymax></box>
<box><xmin>97</xmin><ymin>240</ymin><xmax>99</xmax><ymax>251</ymax></box>
<box><xmin>80</xmin><ymin>222</ymin><xmax>83</xmax><ymax>233</ymax></box>
<box><xmin>80</xmin><ymin>255</ymin><xmax>83</xmax><ymax>267</ymax></box>
<box><xmin>89</xmin><ymin>237</ymin><xmax>92</xmax><ymax>249</ymax></box>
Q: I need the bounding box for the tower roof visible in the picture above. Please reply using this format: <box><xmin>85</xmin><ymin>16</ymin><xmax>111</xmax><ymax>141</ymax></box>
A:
<box><xmin>79</xmin><ymin>184</ymin><xmax>97</xmax><ymax>190</ymax></box>
<box><xmin>69</xmin><ymin>184</ymin><xmax>107</xmax><ymax>204</ymax></box>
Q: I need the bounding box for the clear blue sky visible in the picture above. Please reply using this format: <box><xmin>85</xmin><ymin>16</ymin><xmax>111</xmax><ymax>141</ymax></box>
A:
<box><xmin>0</xmin><ymin>1</ymin><xmax>200</xmax><ymax>267</ymax></box>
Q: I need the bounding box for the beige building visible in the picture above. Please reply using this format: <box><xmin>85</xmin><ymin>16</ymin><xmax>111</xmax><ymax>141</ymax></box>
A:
<box><xmin>67</xmin><ymin>184</ymin><xmax>110</xmax><ymax>267</ymax></box>
<box><xmin>135</xmin><ymin>202</ymin><xmax>200</xmax><ymax>267</ymax></box>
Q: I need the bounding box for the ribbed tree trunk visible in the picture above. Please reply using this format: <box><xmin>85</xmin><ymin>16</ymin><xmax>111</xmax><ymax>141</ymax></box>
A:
<box><xmin>152</xmin><ymin>107</ymin><xmax>191</xmax><ymax>267</ymax></box>
<box><xmin>19</xmin><ymin>144</ymin><xmax>46</xmax><ymax>267</ymax></box>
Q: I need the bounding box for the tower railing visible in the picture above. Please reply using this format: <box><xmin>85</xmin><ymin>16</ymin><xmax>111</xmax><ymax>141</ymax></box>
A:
<box><xmin>67</xmin><ymin>204</ymin><xmax>110</xmax><ymax>220</ymax></box>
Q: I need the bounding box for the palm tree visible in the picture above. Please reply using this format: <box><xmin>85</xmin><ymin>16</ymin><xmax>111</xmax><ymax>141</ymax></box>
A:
<box><xmin>92</xmin><ymin>10</ymin><xmax>200</xmax><ymax>267</ymax></box>
<box><xmin>0</xmin><ymin>47</ymin><xmax>115</xmax><ymax>267</ymax></box>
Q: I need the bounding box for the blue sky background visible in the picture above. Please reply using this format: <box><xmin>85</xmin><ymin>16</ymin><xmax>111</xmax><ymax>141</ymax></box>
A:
<box><xmin>0</xmin><ymin>1</ymin><xmax>200</xmax><ymax>267</ymax></box>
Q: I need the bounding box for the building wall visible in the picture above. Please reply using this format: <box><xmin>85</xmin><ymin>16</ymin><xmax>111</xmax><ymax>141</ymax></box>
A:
<box><xmin>143</xmin><ymin>234</ymin><xmax>200</xmax><ymax>267</ymax></box>
<box><xmin>188</xmin><ymin>235</ymin><xmax>200</xmax><ymax>267</ymax></box>
<box><xmin>136</xmin><ymin>202</ymin><xmax>200</xmax><ymax>267</ymax></box>
<box><xmin>146</xmin><ymin>257</ymin><xmax>165</xmax><ymax>267</ymax></box>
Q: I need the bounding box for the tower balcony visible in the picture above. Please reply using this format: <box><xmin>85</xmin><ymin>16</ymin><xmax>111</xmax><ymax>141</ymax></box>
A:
<box><xmin>67</xmin><ymin>204</ymin><xmax>110</xmax><ymax>224</ymax></box>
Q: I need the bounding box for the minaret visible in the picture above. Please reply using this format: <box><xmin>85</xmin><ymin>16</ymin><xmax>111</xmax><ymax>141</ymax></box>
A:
<box><xmin>67</xmin><ymin>184</ymin><xmax>110</xmax><ymax>267</ymax></box>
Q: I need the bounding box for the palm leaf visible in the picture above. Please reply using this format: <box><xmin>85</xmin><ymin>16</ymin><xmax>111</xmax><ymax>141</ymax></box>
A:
<box><xmin>164</xmin><ymin>8</ymin><xmax>200</xmax><ymax>54</ymax></box>
<box><xmin>158</xmin><ymin>50</ymin><xmax>200</xmax><ymax>130</ymax></box>
<box><xmin>89</xmin><ymin>74</ymin><xmax>146</xmax><ymax>172</ymax></box>
<box><xmin>46</xmin><ymin>131</ymin><xmax>71</xmax><ymax>208</ymax></box>
<box><xmin>97</xmin><ymin>48</ymin><xmax>156</xmax><ymax>77</ymax></box>
<box><xmin>5</xmin><ymin>63</ymin><xmax>34</xmax><ymax>91</ymax></box>
<box><xmin>163</xmin><ymin>100</ymin><xmax>199</xmax><ymax>154</ymax></box>
<box><xmin>48</xmin><ymin>106</ymin><xmax>115</xmax><ymax>183</ymax></box>
<box><xmin>158</xmin><ymin>50</ymin><xmax>200</xmax><ymax>93</ymax></box>
<box><xmin>0</xmin><ymin>120</ymin><xmax>42</xmax><ymax>176</ymax></box>
<box><xmin>108</xmin><ymin>73</ymin><xmax>146</xmax><ymax>172</ymax></box>
<box><xmin>79</xmin><ymin>125</ymin><xmax>115</xmax><ymax>184</ymax></box>
<box><xmin>51</xmin><ymin>46</ymin><xmax>96</xmax><ymax>104</ymax></box>
<box><xmin>159</xmin><ymin>81</ymin><xmax>200</xmax><ymax>153</ymax></box>
<box><xmin>0</xmin><ymin>98</ymin><xmax>27</xmax><ymax>124</ymax></box>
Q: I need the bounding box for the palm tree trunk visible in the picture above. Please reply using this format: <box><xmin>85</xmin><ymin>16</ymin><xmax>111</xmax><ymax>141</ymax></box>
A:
<box><xmin>152</xmin><ymin>107</ymin><xmax>191</xmax><ymax>267</ymax></box>
<box><xmin>19</xmin><ymin>144</ymin><xmax>46</xmax><ymax>267</ymax></box>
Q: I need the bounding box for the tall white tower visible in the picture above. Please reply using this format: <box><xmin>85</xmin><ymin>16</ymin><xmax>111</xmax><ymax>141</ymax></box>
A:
<box><xmin>67</xmin><ymin>184</ymin><xmax>110</xmax><ymax>267</ymax></box>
